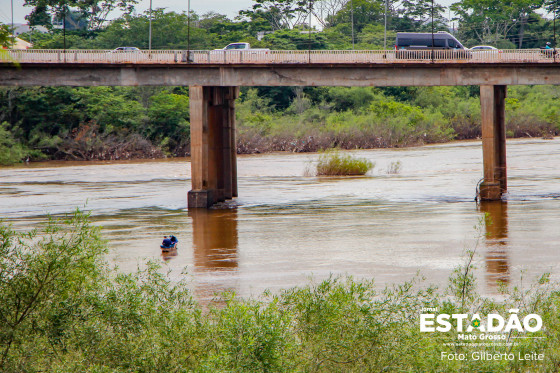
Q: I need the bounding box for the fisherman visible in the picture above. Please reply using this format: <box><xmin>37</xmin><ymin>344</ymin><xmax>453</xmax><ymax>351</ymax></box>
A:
<box><xmin>170</xmin><ymin>235</ymin><xmax>178</xmax><ymax>245</ymax></box>
<box><xmin>161</xmin><ymin>235</ymin><xmax>173</xmax><ymax>249</ymax></box>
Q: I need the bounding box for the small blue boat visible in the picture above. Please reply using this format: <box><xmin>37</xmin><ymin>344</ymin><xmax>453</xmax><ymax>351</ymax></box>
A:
<box><xmin>160</xmin><ymin>235</ymin><xmax>178</xmax><ymax>251</ymax></box>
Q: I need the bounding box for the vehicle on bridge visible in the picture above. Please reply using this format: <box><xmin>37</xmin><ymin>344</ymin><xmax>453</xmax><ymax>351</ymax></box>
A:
<box><xmin>210</xmin><ymin>42</ymin><xmax>270</xmax><ymax>63</ymax></box>
<box><xmin>112</xmin><ymin>47</ymin><xmax>140</xmax><ymax>52</ymax></box>
<box><xmin>395</xmin><ymin>32</ymin><xmax>471</xmax><ymax>59</ymax></box>
<box><xmin>214</xmin><ymin>43</ymin><xmax>270</xmax><ymax>53</ymax></box>
<box><xmin>540</xmin><ymin>42</ymin><xmax>558</xmax><ymax>58</ymax></box>
<box><xmin>470</xmin><ymin>45</ymin><xmax>499</xmax><ymax>52</ymax></box>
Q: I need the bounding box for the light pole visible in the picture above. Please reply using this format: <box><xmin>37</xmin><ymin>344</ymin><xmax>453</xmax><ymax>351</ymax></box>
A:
<box><xmin>308</xmin><ymin>0</ymin><xmax>312</xmax><ymax>62</ymax></box>
<box><xmin>431</xmin><ymin>0</ymin><xmax>434</xmax><ymax>62</ymax></box>
<box><xmin>351</xmin><ymin>0</ymin><xmax>354</xmax><ymax>49</ymax></box>
<box><xmin>187</xmin><ymin>0</ymin><xmax>190</xmax><ymax>56</ymax></box>
<box><xmin>384</xmin><ymin>0</ymin><xmax>387</xmax><ymax>50</ymax></box>
<box><xmin>11</xmin><ymin>0</ymin><xmax>14</xmax><ymax>48</ymax></box>
<box><xmin>149</xmin><ymin>0</ymin><xmax>153</xmax><ymax>51</ymax></box>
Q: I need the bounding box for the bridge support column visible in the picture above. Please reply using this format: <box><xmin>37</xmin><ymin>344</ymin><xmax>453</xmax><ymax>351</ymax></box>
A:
<box><xmin>188</xmin><ymin>86</ymin><xmax>239</xmax><ymax>208</ymax></box>
<box><xmin>479</xmin><ymin>85</ymin><xmax>507</xmax><ymax>201</ymax></box>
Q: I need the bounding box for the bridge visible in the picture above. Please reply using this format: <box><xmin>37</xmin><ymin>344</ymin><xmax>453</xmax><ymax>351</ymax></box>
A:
<box><xmin>2</xmin><ymin>49</ymin><xmax>559</xmax><ymax>208</ymax></box>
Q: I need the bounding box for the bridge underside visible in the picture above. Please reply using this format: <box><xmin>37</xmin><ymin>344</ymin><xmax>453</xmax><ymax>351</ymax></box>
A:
<box><xmin>2</xmin><ymin>63</ymin><xmax>560</xmax><ymax>87</ymax></box>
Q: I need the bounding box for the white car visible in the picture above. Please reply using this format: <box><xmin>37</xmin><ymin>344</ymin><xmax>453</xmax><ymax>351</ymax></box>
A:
<box><xmin>112</xmin><ymin>47</ymin><xmax>141</xmax><ymax>52</ymax></box>
<box><xmin>470</xmin><ymin>45</ymin><xmax>499</xmax><ymax>51</ymax></box>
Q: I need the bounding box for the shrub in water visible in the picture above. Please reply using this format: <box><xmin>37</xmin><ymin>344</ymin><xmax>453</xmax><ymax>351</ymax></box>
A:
<box><xmin>315</xmin><ymin>149</ymin><xmax>374</xmax><ymax>176</ymax></box>
<box><xmin>387</xmin><ymin>160</ymin><xmax>402</xmax><ymax>174</ymax></box>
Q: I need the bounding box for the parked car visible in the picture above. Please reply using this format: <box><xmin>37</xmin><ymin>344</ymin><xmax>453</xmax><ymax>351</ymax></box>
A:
<box><xmin>395</xmin><ymin>32</ymin><xmax>471</xmax><ymax>59</ymax></box>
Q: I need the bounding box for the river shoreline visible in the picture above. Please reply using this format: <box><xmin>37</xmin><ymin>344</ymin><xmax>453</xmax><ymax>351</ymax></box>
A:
<box><xmin>7</xmin><ymin>135</ymin><xmax>557</xmax><ymax>167</ymax></box>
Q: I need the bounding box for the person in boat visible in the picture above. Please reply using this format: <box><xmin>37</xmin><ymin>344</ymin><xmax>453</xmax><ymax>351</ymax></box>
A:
<box><xmin>161</xmin><ymin>235</ymin><xmax>173</xmax><ymax>249</ymax></box>
<box><xmin>170</xmin><ymin>235</ymin><xmax>178</xmax><ymax>245</ymax></box>
<box><xmin>545</xmin><ymin>42</ymin><xmax>552</xmax><ymax>49</ymax></box>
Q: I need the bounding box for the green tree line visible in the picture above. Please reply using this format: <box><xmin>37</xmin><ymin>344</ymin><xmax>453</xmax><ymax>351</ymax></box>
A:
<box><xmin>1</xmin><ymin>1</ymin><xmax>560</xmax><ymax>164</ymax></box>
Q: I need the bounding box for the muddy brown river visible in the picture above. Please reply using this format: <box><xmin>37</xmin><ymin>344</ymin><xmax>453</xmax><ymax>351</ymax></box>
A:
<box><xmin>1</xmin><ymin>138</ymin><xmax>559</xmax><ymax>300</ymax></box>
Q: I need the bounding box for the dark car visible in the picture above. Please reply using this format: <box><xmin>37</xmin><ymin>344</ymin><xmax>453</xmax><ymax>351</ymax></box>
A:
<box><xmin>395</xmin><ymin>32</ymin><xmax>471</xmax><ymax>59</ymax></box>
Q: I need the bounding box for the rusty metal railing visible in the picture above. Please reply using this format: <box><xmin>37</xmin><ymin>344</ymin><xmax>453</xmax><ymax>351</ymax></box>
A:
<box><xmin>1</xmin><ymin>49</ymin><xmax>558</xmax><ymax>64</ymax></box>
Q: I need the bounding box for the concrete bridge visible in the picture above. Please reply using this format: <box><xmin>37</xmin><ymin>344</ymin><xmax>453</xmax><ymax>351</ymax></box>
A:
<box><xmin>2</xmin><ymin>49</ymin><xmax>559</xmax><ymax>208</ymax></box>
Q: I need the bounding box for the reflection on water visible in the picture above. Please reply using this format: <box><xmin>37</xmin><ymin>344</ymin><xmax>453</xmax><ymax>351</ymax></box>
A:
<box><xmin>480</xmin><ymin>201</ymin><xmax>509</xmax><ymax>289</ymax></box>
<box><xmin>161</xmin><ymin>248</ymin><xmax>178</xmax><ymax>261</ymax></box>
<box><xmin>189</xmin><ymin>209</ymin><xmax>239</xmax><ymax>300</ymax></box>
<box><xmin>190</xmin><ymin>209</ymin><xmax>238</xmax><ymax>271</ymax></box>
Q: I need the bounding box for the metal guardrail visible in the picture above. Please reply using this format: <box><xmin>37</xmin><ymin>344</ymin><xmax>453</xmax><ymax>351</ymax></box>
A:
<box><xmin>1</xmin><ymin>49</ymin><xmax>558</xmax><ymax>64</ymax></box>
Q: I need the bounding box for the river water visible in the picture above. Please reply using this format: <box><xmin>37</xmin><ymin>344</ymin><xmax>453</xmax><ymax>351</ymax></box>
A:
<box><xmin>1</xmin><ymin>138</ymin><xmax>559</xmax><ymax>300</ymax></box>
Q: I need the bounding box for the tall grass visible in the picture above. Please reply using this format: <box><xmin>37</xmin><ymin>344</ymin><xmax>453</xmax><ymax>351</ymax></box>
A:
<box><xmin>387</xmin><ymin>160</ymin><xmax>402</xmax><ymax>174</ymax></box>
<box><xmin>315</xmin><ymin>149</ymin><xmax>374</xmax><ymax>176</ymax></box>
<box><xmin>1</xmin><ymin>214</ymin><xmax>560</xmax><ymax>372</ymax></box>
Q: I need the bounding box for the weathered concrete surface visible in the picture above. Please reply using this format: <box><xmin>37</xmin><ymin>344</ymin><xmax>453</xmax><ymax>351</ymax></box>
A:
<box><xmin>2</xmin><ymin>63</ymin><xmax>560</xmax><ymax>87</ymax></box>
<box><xmin>479</xmin><ymin>85</ymin><xmax>507</xmax><ymax>201</ymax></box>
<box><xmin>188</xmin><ymin>86</ymin><xmax>238</xmax><ymax>208</ymax></box>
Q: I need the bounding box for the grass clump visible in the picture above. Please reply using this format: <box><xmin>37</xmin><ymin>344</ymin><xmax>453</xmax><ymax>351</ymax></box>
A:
<box><xmin>315</xmin><ymin>149</ymin><xmax>374</xmax><ymax>176</ymax></box>
<box><xmin>387</xmin><ymin>160</ymin><xmax>402</xmax><ymax>174</ymax></box>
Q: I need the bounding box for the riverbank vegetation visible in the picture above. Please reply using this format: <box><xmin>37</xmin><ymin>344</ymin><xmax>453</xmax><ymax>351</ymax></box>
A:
<box><xmin>1</xmin><ymin>212</ymin><xmax>560</xmax><ymax>372</ymax></box>
<box><xmin>1</xmin><ymin>1</ymin><xmax>560</xmax><ymax>164</ymax></box>
<box><xmin>1</xmin><ymin>84</ymin><xmax>559</xmax><ymax>165</ymax></box>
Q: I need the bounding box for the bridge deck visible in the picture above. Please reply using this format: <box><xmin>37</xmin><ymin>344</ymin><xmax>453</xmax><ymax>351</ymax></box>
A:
<box><xmin>2</xmin><ymin>49</ymin><xmax>559</xmax><ymax>65</ymax></box>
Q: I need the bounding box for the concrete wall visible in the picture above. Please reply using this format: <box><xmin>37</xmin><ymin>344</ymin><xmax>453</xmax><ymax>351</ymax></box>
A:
<box><xmin>2</xmin><ymin>63</ymin><xmax>560</xmax><ymax>87</ymax></box>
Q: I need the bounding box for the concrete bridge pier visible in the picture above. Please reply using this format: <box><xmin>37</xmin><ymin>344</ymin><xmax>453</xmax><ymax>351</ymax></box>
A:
<box><xmin>479</xmin><ymin>85</ymin><xmax>507</xmax><ymax>201</ymax></box>
<box><xmin>188</xmin><ymin>86</ymin><xmax>239</xmax><ymax>208</ymax></box>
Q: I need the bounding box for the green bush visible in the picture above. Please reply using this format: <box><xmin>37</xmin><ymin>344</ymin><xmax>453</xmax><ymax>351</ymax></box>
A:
<box><xmin>0</xmin><ymin>122</ymin><xmax>29</xmax><ymax>165</ymax></box>
<box><xmin>315</xmin><ymin>149</ymin><xmax>374</xmax><ymax>176</ymax></box>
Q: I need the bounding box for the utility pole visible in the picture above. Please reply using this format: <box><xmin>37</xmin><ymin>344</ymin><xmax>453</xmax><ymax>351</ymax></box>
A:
<box><xmin>187</xmin><ymin>0</ymin><xmax>190</xmax><ymax>58</ymax></box>
<box><xmin>11</xmin><ymin>0</ymin><xmax>14</xmax><ymax>48</ymax></box>
<box><xmin>63</xmin><ymin>6</ymin><xmax>66</xmax><ymax>62</ymax></box>
<box><xmin>149</xmin><ymin>0</ymin><xmax>153</xmax><ymax>51</ymax></box>
<box><xmin>431</xmin><ymin>0</ymin><xmax>434</xmax><ymax>62</ymax></box>
<box><xmin>384</xmin><ymin>0</ymin><xmax>387</xmax><ymax>49</ymax></box>
<box><xmin>308</xmin><ymin>0</ymin><xmax>312</xmax><ymax>63</ymax></box>
<box><xmin>351</xmin><ymin>0</ymin><xmax>354</xmax><ymax>49</ymax></box>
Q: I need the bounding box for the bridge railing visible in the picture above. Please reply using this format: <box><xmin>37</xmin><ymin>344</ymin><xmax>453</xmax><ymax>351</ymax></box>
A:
<box><xmin>2</xmin><ymin>49</ymin><xmax>558</xmax><ymax>64</ymax></box>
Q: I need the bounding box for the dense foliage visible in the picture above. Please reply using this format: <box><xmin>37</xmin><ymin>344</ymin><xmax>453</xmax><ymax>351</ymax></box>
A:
<box><xmin>1</xmin><ymin>84</ymin><xmax>559</xmax><ymax>163</ymax></box>
<box><xmin>1</xmin><ymin>0</ymin><xmax>560</xmax><ymax>164</ymax></box>
<box><xmin>1</xmin><ymin>213</ymin><xmax>559</xmax><ymax>371</ymax></box>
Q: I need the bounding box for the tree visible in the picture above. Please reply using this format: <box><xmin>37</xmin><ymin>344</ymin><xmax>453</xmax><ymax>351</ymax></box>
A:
<box><xmin>262</xmin><ymin>28</ymin><xmax>330</xmax><ymax>49</ymax></box>
<box><xmin>396</xmin><ymin>0</ymin><xmax>446</xmax><ymax>32</ymax></box>
<box><xmin>24</xmin><ymin>0</ymin><xmax>138</xmax><ymax>30</ymax></box>
<box><xmin>451</xmin><ymin>0</ymin><xmax>544</xmax><ymax>47</ymax></box>
<box><xmin>94</xmin><ymin>11</ymin><xmax>210</xmax><ymax>50</ymax></box>
<box><xmin>314</xmin><ymin>0</ymin><xmax>347</xmax><ymax>28</ymax></box>
<box><xmin>327</xmin><ymin>0</ymin><xmax>385</xmax><ymax>33</ymax></box>
<box><xmin>0</xmin><ymin>24</ymin><xmax>12</xmax><ymax>48</ymax></box>
<box><xmin>24</xmin><ymin>0</ymin><xmax>74</xmax><ymax>29</ymax></box>
<box><xmin>85</xmin><ymin>0</ymin><xmax>139</xmax><ymax>30</ymax></box>
<box><xmin>240</xmin><ymin>0</ymin><xmax>314</xmax><ymax>30</ymax></box>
